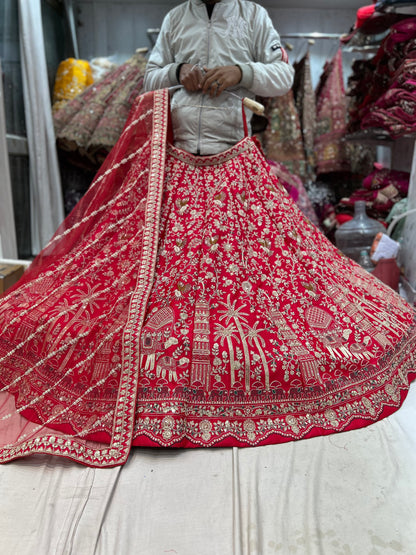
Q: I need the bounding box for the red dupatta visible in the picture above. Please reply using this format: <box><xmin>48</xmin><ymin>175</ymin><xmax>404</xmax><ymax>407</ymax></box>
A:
<box><xmin>0</xmin><ymin>90</ymin><xmax>170</xmax><ymax>466</ymax></box>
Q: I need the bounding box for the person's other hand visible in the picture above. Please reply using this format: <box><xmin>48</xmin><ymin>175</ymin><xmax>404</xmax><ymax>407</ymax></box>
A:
<box><xmin>201</xmin><ymin>65</ymin><xmax>242</xmax><ymax>97</ymax></box>
<box><xmin>179</xmin><ymin>64</ymin><xmax>204</xmax><ymax>92</ymax></box>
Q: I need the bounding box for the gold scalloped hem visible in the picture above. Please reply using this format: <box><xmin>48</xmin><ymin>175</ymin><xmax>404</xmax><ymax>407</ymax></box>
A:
<box><xmin>0</xmin><ymin>350</ymin><xmax>414</xmax><ymax>467</ymax></box>
<box><xmin>130</xmin><ymin>375</ymin><xmax>413</xmax><ymax>448</ymax></box>
<box><xmin>129</xmin><ymin>337</ymin><xmax>416</xmax><ymax>449</ymax></box>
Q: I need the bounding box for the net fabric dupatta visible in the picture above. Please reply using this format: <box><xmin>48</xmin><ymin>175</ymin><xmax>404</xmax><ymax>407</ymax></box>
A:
<box><xmin>0</xmin><ymin>90</ymin><xmax>169</xmax><ymax>466</ymax></box>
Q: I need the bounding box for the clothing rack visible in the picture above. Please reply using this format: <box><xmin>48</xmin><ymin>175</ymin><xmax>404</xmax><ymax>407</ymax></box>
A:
<box><xmin>146</xmin><ymin>32</ymin><xmax>343</xmax><ymax>42</ymax></box>
<box><xmin>145</xmin><ymin>29</ymin><xmax>342</xmax><ymax>48</ymax></box>
<box><xmin>280</xmin><ymin>33</ymin><xmax>342</xmax><ymax>40</ymax></box>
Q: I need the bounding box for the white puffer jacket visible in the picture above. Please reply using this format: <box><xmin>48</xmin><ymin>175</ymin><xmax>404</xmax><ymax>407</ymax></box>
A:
<box><xmin>143</xmin><ymin>0</ymin><xmax>294</xmax><ymax>155</ymax></box>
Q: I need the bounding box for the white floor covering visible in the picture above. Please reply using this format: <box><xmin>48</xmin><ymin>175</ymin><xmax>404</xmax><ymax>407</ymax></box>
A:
<box><xmin>0</xmin><ymin>383</ymin><xmax>415</xmax><ymax>555</ymax></box>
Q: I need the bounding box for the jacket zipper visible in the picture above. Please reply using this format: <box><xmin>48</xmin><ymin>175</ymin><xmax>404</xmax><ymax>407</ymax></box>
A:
<box><xmin>196</xmin><ymin>17</ymin><xmax>211</xmax><ymax>155</ymax></box>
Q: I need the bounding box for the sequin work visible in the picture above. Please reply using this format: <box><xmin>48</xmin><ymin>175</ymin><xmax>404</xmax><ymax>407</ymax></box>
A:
<box><xmin>0</xmin><ymin>89</ymin><xmax>415</xmax><ymax>466</ymax></box>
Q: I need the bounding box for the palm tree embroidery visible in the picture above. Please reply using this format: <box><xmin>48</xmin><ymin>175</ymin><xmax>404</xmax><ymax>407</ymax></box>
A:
<box><xmin>218</xmin><ymin>295</ymin><xmax>251</xmax><ymax>392</ymax></box>
<box><xmin>47</xmin><ymin>284</ymin><xmax>105</xmax><ymax>352</ymax></box>
<box><xmin>245</xmin><ymin>322</ymin><xmax>270</xmax><ymax>390</ymax></box>
<box><xmin>214</xmin><ymin>322</ymin><xmax>239</xmax><ymax>386</ymax></box>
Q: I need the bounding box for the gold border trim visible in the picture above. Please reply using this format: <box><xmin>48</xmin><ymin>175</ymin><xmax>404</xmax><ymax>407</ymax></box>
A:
<box><xmin>167</xmin><ymin>137</ymin><xmax>253</xmax><ymax>167</ymax></box>
<box><xmin>0</xmin><ymin>89</ymin><xmax>170</xmax><ymax>467</ymax></box>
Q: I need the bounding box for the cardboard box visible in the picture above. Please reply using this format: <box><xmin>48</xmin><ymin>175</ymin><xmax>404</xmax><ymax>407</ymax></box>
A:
<box><xmin>0</xmin><ymin>263</ymin><xmax>25</xmax><ymax>295</ymax></box>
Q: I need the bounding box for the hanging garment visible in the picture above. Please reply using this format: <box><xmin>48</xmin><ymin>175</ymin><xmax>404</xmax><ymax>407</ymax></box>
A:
<box><xmin>0</xmin><ymin>89</ymin><xmax>415</xmax><ymax>467</ymax></box>
<box><xmin>293</xmin><ymin>52</ymin><xmax>316</xmax><ymax>180</ymax></box>
<box><xmin>347</xmin><ymin>58</ymin><xmax>376</xmax><ymax>133</ymax></box>
<box><xmin>314</xmin><ymin>49</ymin><xmax>351</xmax><ymax>175</ymax></box>
<box><xmin>262</xmin><ymin>90</ymin><xmax>307</xmax><ymax>178</ymax></box>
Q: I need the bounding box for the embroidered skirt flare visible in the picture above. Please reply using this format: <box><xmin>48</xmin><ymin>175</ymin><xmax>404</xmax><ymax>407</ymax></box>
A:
<box><xmin>0</xmin><ymin>90</ymin><xmax>415</xmax><ymax>466</ymax></box>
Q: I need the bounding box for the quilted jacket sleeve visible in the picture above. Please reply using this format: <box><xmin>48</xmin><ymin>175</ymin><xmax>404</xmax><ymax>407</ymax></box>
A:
<box><xmin>143</xmin><ymin>13</ymin><xmax>182</xmax><ymax>91</ymax></box>
<box><xmin>241</xmin><ymin>5</ymin><xmax>294</xmax><ymax>97</ymax></box>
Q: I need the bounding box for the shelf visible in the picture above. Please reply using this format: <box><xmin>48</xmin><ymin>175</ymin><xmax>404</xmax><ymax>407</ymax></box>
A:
<box><xmin>377</xmin><ymin>1</ymin><xmax>416</xmax><ymax>15</ymax></box>
<box><xmin>340</xmin><ymin>11</ymin><xmax>407</xmax><ymax>48</ymax></box>
<box><xmin>345</xmin><ymin>129</ymin><xmax>416</xmax><ymax>145</ymax></box>
<box><xmin>6</xmin><ymin>134</ymin><xmax>29</xmax><ymax>157</ymax></box>
<box><xmin>345</xmin><ymin>129</ymin><xmax>395</xmax><ymax>144</ymax></box>
<box><xmin>343</xmin><ymin>44</ymin><xmax>383</xmax><ymax>54</ymax></box>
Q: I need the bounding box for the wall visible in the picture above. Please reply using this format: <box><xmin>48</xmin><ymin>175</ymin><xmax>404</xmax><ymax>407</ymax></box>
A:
<box><xmin>74</xmin><ymin>2</ymin><xmax>357</xmax><ymax>87</ymax></box>
<box><xmin>75</xmin><ymin>1</ymin><xmax>172</xmax><ymax>64</ymax></box>
<box><xmin>0</xmin><ymin>0</ymin><xmax>31</xmax><ymax>257</ymax></box>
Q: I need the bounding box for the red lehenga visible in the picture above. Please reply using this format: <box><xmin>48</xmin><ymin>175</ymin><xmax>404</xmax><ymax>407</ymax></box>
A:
<box><xmin>0</xmin><ymin>89</ymin><xmax>415</xmax><ymax>467</ymax></box>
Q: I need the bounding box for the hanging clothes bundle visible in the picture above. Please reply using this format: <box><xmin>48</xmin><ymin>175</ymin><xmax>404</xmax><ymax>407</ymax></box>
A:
<box><xmin>53</xmin><ymin>51</ymin><xmax>148</xmax><ymax>169</ymax></box>
<box><xmin>314</xmin><ymin>48</ymin><xmax>351</xmax><ymax>175</ymax></box>
<box><xmin>261</xmin><ymin>90</ymin><xmax>307</xmax><ymax>178</ymax></box>
<box><xmin>346</xmin><ymin>57</ymin><xmax>379</xmax><ymax>134</ymax></box>
<box><xmin>292</xmin><ymin>51</ymin><xmax>317</xmax><ymax>181</ymax></box>
<box><xmin>360</xmin><ymin>17</ymin><xmax>416</xmax><ymax>138</ymax></box>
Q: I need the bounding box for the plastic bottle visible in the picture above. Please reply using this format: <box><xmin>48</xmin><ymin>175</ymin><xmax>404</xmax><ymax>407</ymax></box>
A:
<box><xmin>357</xmin><ymin>249</ymin><xmax>374</xmax><ymax>272</ymax></box>
<box><xmin>335</xmin><ymin>201</ymin><xmax>385</xmax><ymax>263</ymax></box>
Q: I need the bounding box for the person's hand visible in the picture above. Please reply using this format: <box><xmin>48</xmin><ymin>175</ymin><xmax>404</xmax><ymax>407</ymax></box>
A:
<box><xmin>179</xmin><ymin>64</ymin><xmax>204</xmax><ymax>92</ymax></box>
<box><xmin>201</xmin><ymin>65</ymin><xmax>242</xmax><ymax>97</ymax></box>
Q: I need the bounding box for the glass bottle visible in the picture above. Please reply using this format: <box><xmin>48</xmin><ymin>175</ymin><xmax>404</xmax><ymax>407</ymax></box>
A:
<box><xmin>335</xmin><ymin>201</ymin><xmax>385</xmax><ymax>263</ymax></box>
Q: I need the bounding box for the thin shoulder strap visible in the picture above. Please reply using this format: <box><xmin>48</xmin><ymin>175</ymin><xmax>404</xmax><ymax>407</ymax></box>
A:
<box><xmin>241</xmin><ymin>99</ymin><xmax>249</xmax><ymax>137</ymax></box>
